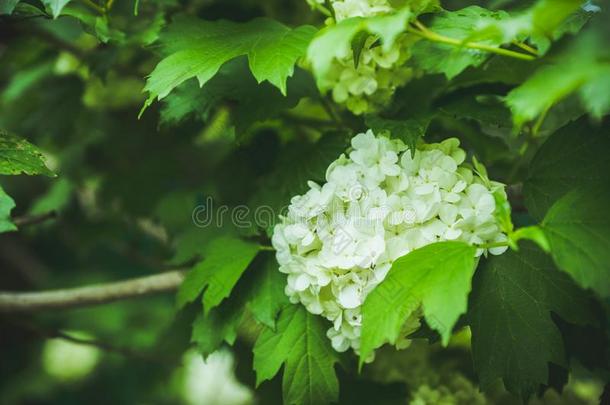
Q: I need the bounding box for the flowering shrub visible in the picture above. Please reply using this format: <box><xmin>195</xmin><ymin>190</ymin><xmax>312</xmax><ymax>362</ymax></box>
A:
<box><xmin>2</xmin><ymin>0</ymin><xmax>609</xmax><ymax>404</ymax></box>
<box><xmin>273</xmin><ymin>131</ymin><xmax>508</xmax><ymax>352</ymax></box>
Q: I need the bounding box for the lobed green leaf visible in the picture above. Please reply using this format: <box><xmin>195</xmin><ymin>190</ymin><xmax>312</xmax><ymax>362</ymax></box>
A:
<box><xmin>365</xmin><ymin>114</ymin><xmax>430</xmax><ymax>153</ymax></box>
<box><xmin>143</xmin><ymin>16</ymin><xmax>316</xmax><ymax>110</ymax></box>
<box><xmin>253</xmin><ymin>305</ymin><xmax>339</xmax><ymax>405</ymax></box>
<box><xmin>247</xmin><ymin>254</ymin><xmax>289</xmax><ymax>330</ymax></box>
<box><xmin>468</xmin><ymin>241</ymin><xmax>596</xmax><ymax>400</ymax></box>
<box><xmin>0</xmin><ymin>186</ymin><xmax>17</xmax><ymax>233</ymax></box>
<box><xmin>543</xmin><ymin>185</ymin><xmax>610</xmax><ymax>297</ymax></box>
<box><xmin>176</xmin><ymin>235</ymin><xmax>260</xmax><ymax>312</ymax></box>
<box><xmin>360</xmin><ymin>241</ymin><xmax>476</xmax><ymax>364</ymax></box>
<box><xmin>523</xmin><ymin>118</ymin><xmax>610</xmax><ymax>220</ymax></box>
<box><xmin>0</xmin><ymin>131</ymin><xmax>55</xmax><ymax>177</ymax></box>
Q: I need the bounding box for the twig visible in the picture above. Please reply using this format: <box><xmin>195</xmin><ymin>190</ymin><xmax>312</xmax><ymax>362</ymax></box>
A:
<box><xmin>53</xmin><ymin>329</ymin><xmax>161</xmax><ymax>361</ymax></box>
<box><xmin>0</xmin><ymin>270</ymin><xmax>186</xmax><ymax>312</ymax></box>
<box><xmin>13</xmin><ymin>210</ymin><xmax>57</xmax><ymax>228</ymax></box>
<box><xmin>6</xmin><ymin>318</ymin><xmax>173</xmax><ymax>364</ymax></box>
<box><xmin>408</xmin><ymin>22</ymin><xmax>536</xmax><ymax>61</ymax></box>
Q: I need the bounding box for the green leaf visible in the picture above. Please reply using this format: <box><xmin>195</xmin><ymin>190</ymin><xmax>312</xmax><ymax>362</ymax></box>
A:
<box><xmin>0</xmin><ymin>131</ymin><xmax>55</xmax><ymax>177</ymax></box>
<box><xmin>61</xmin><ymin>6</ymin><xmax>125</xmax><ymax>43</ymax></box>
<box><xmin>468</xmin><ymin>242</ymin><xmax>595</xmax><ymax>400</ymax></box>
<box><xmin>253</xmin><ymin>305</ymin><xmax>339</xmax><ymax>405</ymax></box>
<box><xmin>93</xmin><ymin>15</ymin><xmax>126</xmax><ymax>44</ymax></box>
<box><xmin>160</xmin><ymin>59</ymin><xmax>315</xmax><ymax>132</ymax></box>
<box><xmin>41</xmin><ymin>0</ymin><xmax>70</xmax><ymax>18</ymax></box>
<box><xmin>0</xmin><ymin>186</ymin><xmax>17</xmax><ymax>233</ymax></box>
<box><xmin>466</xmin><ymin>0</ymin><xmax>584</xmax><ymax>54</ymax></box>
<box><xmin>413</xmin><ymin>1</ymin><xmax>583</xmax><ymax>79</ymax></box>
<box><xmin>191</xmin><ymin>252</ymin><xmax>286</xmax><ymax>356</ymax></box>
<box><xmin>170</xmin><ymin>227</ymin><xmax>228</xmax><ymax>266</ymax></box>
<box><xmin>364</xmin><ymin>114</ymin><xmax>430</xmax><ymax>153</ymax></box>
<box><xmin>176</xmin><ymin>236</ymin><xmax>260</xmax><ymax>313</ymax></box>
<box><xmin>505</xmin><ymin>62</ymin><xmax>607</xmax><ymax>128</ymax></box>
<box><xmin>9</xmin><ymin>1</ymin><xmax>48</xmax><ymax>17</ymax></box>
<box><xmin>360</xmin><ymin>241</ymin><xmax>476</xmax><ymax>364</ymax></box>
<box><xmin>307</xmin><ymin>7</ymin><xmax>411</xmax><ymax>90</ymax></box>
<box><xmin>542</xmin><ymin>185</ymin><xmax>610</xmax><ymax>297</ymax></box>
<box><xmin>350</xmin><ymin>30</ymin><xmax>369</xmax><ymax>69</ymax></box>
<box><xmin>523</xmin><ymin>118</ymin><xmax>610</xmax><ymax>220</ymax></box>
<box><xmin>190</xmin><ymin>301</ymin><xmax>244</xmax><ymax>358</ymax></box>
<box><xmin>530</xmin><ymin>0</ymin><xmax>583</xmax><ymax>31</ymax></box>
<box><xmin>439</xmin><ymin>94</ymin><xmax>512</xmax><ymax>131</ymax></box>
<box><xmin>450</xmin><ymin>56</ymin><xmax>536</xmax><ymax>88</ymax></box>
<box><xmin>509</xmin><ymin>225</ymin><xmax>550</xmax><ymax>253</ymax></box>
<box><xmin>29</xmin><ymin>178</ymin><xmax>73</xmax><ymax>215</ymax></box>
<box><xmin>247</xmin><ymin>254</ymin><xmax>289</xmax><ymax>330</ymax></box>
<box><xmin>580</xmin><ymin>71</ymin><xmax>610</xmax><ymax>118</ymax></box>
<box><xmin>130</xmin><ymin>12</ymin><xmax>165</xmax><ymax>46</ymax></box>
<box><xmin>506</xmin><ymin>31</ymin><xmax>610</xmax><ymax>128</ymax></box>
<box><xmin>143</xmin><ymin>16</ymin><xmax>316</xmax><ymax>109</ymax></box>
<box><xmin>0</xmin><ymin>0</ymin><xmax>20</xmax><ymax>16</ymax></box>
<box><xmin>527</xmin><ymin>0</ymin><xmax>591</xmax><ymax>53</ymax></box>
<box><xmin>2</xmin><ymin>62</ymin><xmax>54</xmax><ymax>105</ymax></box>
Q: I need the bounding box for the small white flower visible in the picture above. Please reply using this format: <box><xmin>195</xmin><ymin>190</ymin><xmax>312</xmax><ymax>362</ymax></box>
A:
<box><xmin>338</xmin><ymin>284</ymin><xmax>362</xmax><ymax>308</ymax></box>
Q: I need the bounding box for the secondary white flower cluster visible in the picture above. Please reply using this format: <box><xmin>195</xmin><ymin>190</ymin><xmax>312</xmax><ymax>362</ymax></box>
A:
<box><xmin>306</xmin><ymin>0</ymin><xmax>415</xmax><ymax>114</ymax></box>
<box><xmin>272</xmin><ymin>131</ymin><xmax>508</xmax><ymax>353</ymax></box>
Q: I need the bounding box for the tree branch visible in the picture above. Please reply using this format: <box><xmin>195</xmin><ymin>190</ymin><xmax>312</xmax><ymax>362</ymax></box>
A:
<box><xmin>6</xmin><ymin>318</ymin><xmax>172</xmax><ymax>364</ymax></box>
<box><xmin>0</xmin><ymin>270</ymin><xmax>186</xmax><ymax>312</ymax></box>
<box><xmin>13</xmin><ymin>210</ymin><xmax>57</xmax><ymax>228</ymax></box>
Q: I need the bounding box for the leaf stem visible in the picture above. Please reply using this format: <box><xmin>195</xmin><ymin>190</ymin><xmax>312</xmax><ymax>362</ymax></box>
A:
<box><xmin>81</xmin><ymin>0</ymin><xmax>105</xmax><ymax>14</ymax></box>
<box><xmin>259</xmin><ymin>245</ymin><xmax>275</xmax><ymax>251</ymax></box>
<box><xmin>407</xmin><ymin>23</ymin><xmax>536</xmax><ymax>61</ymax></box>
<box><xmin>511</xmin><ymin>40</ymin><xmax>538</xmax><ymax>56</ymax></box>
<box><xmin>531</xmin><ymin>105</ymin><xmax>550</xmax><ymax>137</ymax></box>
<box><xmin>312</xmin><ymin>3</ymin><xmax>332</xmax><ymax>17</ymax></box>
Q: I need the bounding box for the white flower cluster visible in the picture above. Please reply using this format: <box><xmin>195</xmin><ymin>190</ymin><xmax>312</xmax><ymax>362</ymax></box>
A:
<box><xmin>306</xmin><ymin>0</ymin><xmax>415</xmax><ymax>114</ymax></box>
<box><xmin>272</xmin><ymin>131</ymin><xmax>508</xmax><ymax>353</ymax></box>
